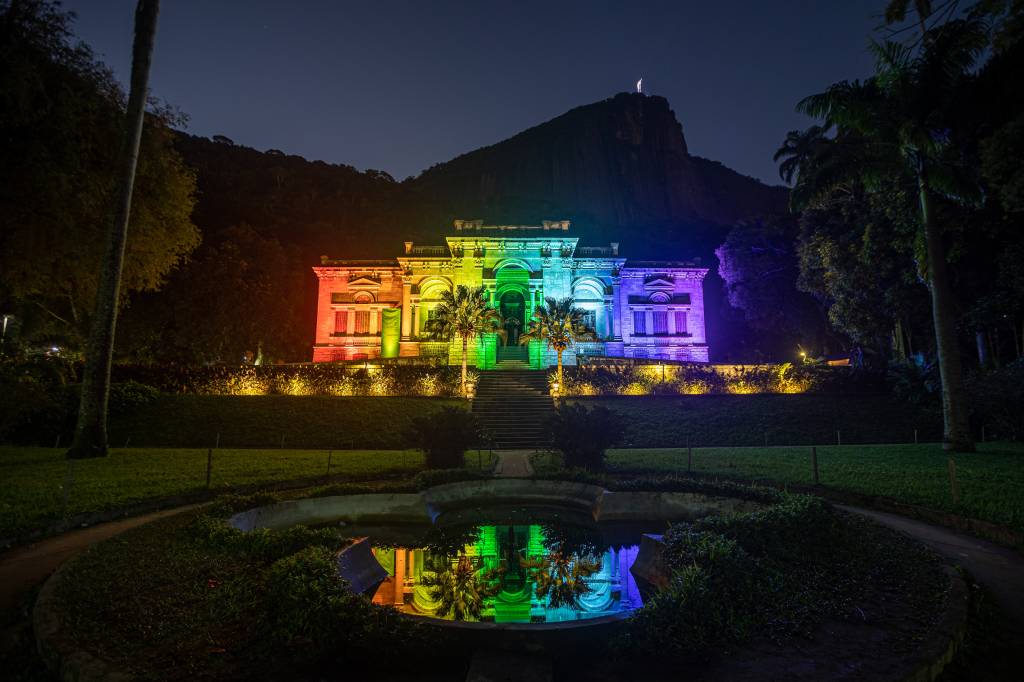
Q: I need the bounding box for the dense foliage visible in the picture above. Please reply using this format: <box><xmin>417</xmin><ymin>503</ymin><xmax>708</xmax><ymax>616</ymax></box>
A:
<box><xmin>0</xmin><ymin>0</ymin><xmax>198</xmax><ymax>350</ymax></box>
<box><xmin>546</xmin><ymin>404</ymin><xmax>625</xmax><ymax>470</ymax></box>
<box><xmin>406</xmin><ymin>406</ymin><xmax>481</xmax><ymax>469</ymax></box>
<box><xmin>556</xmin><ymin>362</ymin><xmax>868</xmax><ymax>396</ymax></box>
<box><xmin>626</xmin><ymin>495</ymin><xmax>945</xmax><ymax>658</ymax></box>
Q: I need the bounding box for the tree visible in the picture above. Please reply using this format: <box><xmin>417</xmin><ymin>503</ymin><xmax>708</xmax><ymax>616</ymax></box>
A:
<box><xmin>425</xmin><ymin>285</ymin><xmax>503</xmax><ymax>396</ymax></box>
<box><xmin>0</xmin><ymin>1</ymin><xmax>197</xmax><ymax>348</ymax></box>
<box><xmin>795</xmin><ymin>186</ymin><xmax>931</xmax><ymax>364</ymax></box>
<box><xmin>715</xmin><ymin>217</ymin><xmax>833</xmax><ymax>358</ymax></box>
<box><xmin>786</xmin><ymin>22</ymin><xmax>988</xmax><ymax>451</ymax></box>
<box><xmin>520</xmin><ymin>297</ymin><xmax>595</xmax><ymax>388</ymax></box>
<box><xmin>66</xmin><ymin>0</ymin><xmax>160</xmax><ymax>459</ymax></box>
<box><xmin>419</xmin><ymin>554</ymin><xmax>503</xmax><ymax>622</ymax></box>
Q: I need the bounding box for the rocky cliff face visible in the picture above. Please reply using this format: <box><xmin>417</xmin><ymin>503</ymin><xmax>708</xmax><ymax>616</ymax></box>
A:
<box><xmin>408</xmin><ymin>93</ymin><xmax>787</xmax><ymax>248</ymax></box>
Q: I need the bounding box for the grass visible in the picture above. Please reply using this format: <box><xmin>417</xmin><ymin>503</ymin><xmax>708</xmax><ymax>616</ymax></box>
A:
<box><xmin>104</xmin><ymin>395</ymin><xmax>467</xmax><ymax>449</ymax></box>
<box><xmin>606</xmin><ymin>442</ymin><xmax>1024</xmax><ymax>531</ymax></box>
<box><xmin>0</xmin><ymin>447</ymin><xmax>457</xmax><ymax>541</ymax></box>
<box><xmin>570</xmin><ymin>395</ymin><xmax>944</xmax><ymax>447</ymax></box>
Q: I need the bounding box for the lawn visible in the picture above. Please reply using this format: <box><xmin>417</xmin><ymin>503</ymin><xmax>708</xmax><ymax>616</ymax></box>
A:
<box><xmin>571</xmin><ymin>395</ymin><xmax>944</xmax><ymax>447</ymax></box>
<box><xmin>0</xmin><ymin>446</ymin><xmax>446</xmax><ymax>542</ymax></box>
<box><xmin>606</xmin><ymin>442</ymin><xmax>1024</xmax><ymax>531</ymax></box>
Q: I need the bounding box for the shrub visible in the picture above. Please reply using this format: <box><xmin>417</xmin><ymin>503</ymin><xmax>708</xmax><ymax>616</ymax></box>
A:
<box><xmin>107</xmin><ymin>380</ymin><xmax>160</xmax><ymax>415</ymax></box>
<box><xmin>264</xmin><ymin>546</ymin><xmax>372</xmax><ymax>654</ymax></box>
<box><xmin>967</xmin><ymin>359</ymin><xmax>1024</xmax><ymax>440</ymax></box>
<box><xmin>0</xmin><ymin>358</ymin><xmax>78</xmax><ymax>443</ymax></box>
<box><xmin>547</xmin><ymin>404</ymin><xmax>625</xmax><ymax>470</ymax></box>
<box><xmin>406</xmin><ymin>406</ymin><xmax>480</xmax><ymax>469</ymax></box>
<box><xmin>628</xmin><ymin>532</ymin><xmax>759</xmax><ymax>656</ymax></box>
<box><xmin>692</xmin><ymin>494</ymin><xmax>842</xmax><ymax>561</ymax></box>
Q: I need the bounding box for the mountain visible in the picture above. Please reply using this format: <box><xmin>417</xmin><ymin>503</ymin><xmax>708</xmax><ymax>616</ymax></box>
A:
<box><xmin>406</xmin><ymin>92</ymin><xmax>788</xmax><ymax>254</ymax></box>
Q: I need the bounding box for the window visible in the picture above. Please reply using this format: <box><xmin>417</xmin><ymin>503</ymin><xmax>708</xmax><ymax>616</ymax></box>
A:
<box><xmin>632</xmin><ymin>310</ymin><xmax>646</xmax><ymax>335</ymax></box>
<box><xmin>581</xmin><ymin>310</ymin><xmax>596</xmax><ymax>332</ymax></box>
<box><xmin>334</xmin><ymin>311</ymin><xmax>347</xmax><ymax>335</ymax></box>
<box><xmin>331</xmin><ymin>292</ymin><xmax>345</xmax><ymax>304</ymax></box>
<box><xmin>354</xmin><ymin>310</ymin><xmax>370</xmax><ymax>334</ymax></box>
<box><xmin>653</xmin><ymin>310</ymin><xmax>668</xmax><ymax>335</ymax></box>
<box><xmin>674</xmin><ymin>310</ymin><xmax>688</xmax><ymax>335</ymax></box>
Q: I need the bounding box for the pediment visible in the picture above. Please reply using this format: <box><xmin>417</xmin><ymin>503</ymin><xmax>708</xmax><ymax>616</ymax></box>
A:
<box><xmin>348</xmin><ymin>276</ymin><xmax>381</xmax><ymax>288</ymax></box>
<box><xmin>643</xmin><ymin>277</ymin><xmax>675</xmax><ymax>290</ymax></box>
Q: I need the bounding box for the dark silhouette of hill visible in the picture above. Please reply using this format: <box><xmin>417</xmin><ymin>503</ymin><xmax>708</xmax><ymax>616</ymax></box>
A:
<box><xmin>408</xmin><ymin>93</ymin><xmax>786</xmax><ymax>251</ymax></box>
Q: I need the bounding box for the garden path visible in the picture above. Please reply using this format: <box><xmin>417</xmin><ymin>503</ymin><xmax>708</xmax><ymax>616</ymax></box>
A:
<box><xmin>0</xmin><ymin>504</ymin><xmax>204</xmax><ymax>612</ymax></box>
<box><xmin>491</xmin><ymin>450</ymin><xmax>535</xmax><ymax>477</ymax></box>
<box><xmin>839</xmin><ymin>505</ymin><xmax>1024</xmax><ymax>642</ymax></box>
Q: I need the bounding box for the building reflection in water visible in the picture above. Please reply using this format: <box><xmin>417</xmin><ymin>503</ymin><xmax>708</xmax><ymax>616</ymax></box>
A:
<box><xmin>371</xmin><ymin>524</ymin><xmax>643</xmax><ymax>623</ymax></box>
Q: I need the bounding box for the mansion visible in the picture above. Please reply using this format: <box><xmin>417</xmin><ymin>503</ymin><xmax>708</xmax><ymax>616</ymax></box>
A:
<box><xmin>312</xmin><ymin>221</ymin><xmax>709</xmax><ymax>368</ymax></box>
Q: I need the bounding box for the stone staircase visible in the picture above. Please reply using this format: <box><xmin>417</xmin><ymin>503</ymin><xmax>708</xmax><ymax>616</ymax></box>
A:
<box><xmin>472</xmin><ymin>370</ymin><xmax>554</xmax><ymax>449</ymax></box>
<box><xmin>495</xmin><ymin>344</ymin><xmax>530</xmax><ymax>370</ymax></box>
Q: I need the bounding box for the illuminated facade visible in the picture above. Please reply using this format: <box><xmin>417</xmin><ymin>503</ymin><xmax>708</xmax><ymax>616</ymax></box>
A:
<box><xmin>312</xmin><ymin>221</ymin><xmax>709</xmax><ymax>367</ymax></box>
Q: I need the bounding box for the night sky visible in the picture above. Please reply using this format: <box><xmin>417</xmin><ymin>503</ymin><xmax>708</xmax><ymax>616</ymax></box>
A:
<box><xmin>62</xmin><ymin>1</ymin><xmax>883</xmax><ymax>186</ymax></box>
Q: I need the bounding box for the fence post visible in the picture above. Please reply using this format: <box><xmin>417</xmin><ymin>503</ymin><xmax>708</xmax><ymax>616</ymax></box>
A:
<box><xmin>206</xmin><ymin>448</ymin><xmax>213</xmax><ymax>488</ymax></box>
<box><xmin>836</xmin><ymin>430</ymin><xmax>841</xmax><ymax>446</ymax></box>
<box><xmin>981</xmin><ymin>425</ymin><xmax>987</xmax><ymax>443</ymax></box>
<box><xmin>215</xmin><ymin>432</ymin><xmax>221</xmax><ymax>449</ymax></box>
<box><xmin>764</xmin><ymin>431</ymin><xmax>768</xmax><ymax>448</ymax></box>
<box><xmin>326</xmin><ymin>449</ymin><xmax>332</xmax><ymax>476</ymax></box>
<box><xmin>811</xmin><ymin>446</ymin><xmax>819</xmax><ymax>485</ymax></box>
<box><xmin>280</xmin><ymin>434</ymin><xmax>286</xmax><ymax>449</ymax></box>
<box><xmin>914</xmin><ymin>429</ymin><xmax>918</xmax><ymax>445</ymax></box>
<box><xmin>54</xmin><ymin>435</ymin><xmax>61</xmax><ymax>449</ymax></box>
<box><xmin>948</xmin><ymin>455</ymin><xmax>960</xmax><ymax>505</ymax></box>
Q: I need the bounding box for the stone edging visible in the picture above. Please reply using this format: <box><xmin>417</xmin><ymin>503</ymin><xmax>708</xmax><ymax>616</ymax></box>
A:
<box><xmin>901</xmin><ymin>566</ymin><xmax>970</xmax><ymax>682</ymax></box>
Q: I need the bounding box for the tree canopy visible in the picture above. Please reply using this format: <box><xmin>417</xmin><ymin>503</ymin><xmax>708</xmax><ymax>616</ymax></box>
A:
<box><xmin>0</xmin><ymin>0</ymin><xmax>198</xmax><ymax>349</ymax></box>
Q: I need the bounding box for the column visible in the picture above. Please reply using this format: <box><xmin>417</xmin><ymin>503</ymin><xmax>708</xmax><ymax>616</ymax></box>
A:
<box><xmin>412</xmin><ymin>299</ymin><xmax>421</xmax><ymax>337</ymax></box>
<box><xmin>667</xmin><ymin>308</ymin><xmax>676</xmax><ymax>335</ymax></box>
<box><xmin>393</xmin><ymin>550</ymin><xmax>407</xmax><ymax>605</ymax></box>
<box><xmin>611</xmin><ymin>279</ymin><xmax>623</xmax><ymax>340</ymax></box>
<box><xmin>401</xmin><ymin>281</ymin><xmax>412</xmax><ymax>339</ymax></box>
<box><xmin>369</xmin><ymin>307</ymin><xmax>378</xmax><ymax>335</ymax></box>
<box><xmin>605</xmin><ymin>302</ymin><xmax>614</xmax><ymax>338</ymax></box>
<box><xmin>346</xmin><ymin>309</ymin><xmax>355</xmax><ymax>334</ymax></box>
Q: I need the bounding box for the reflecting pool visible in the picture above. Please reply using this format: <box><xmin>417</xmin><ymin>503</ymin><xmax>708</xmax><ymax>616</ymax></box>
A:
<box><xmin>369</xmin><ymin>523</ymin><xmax>645</xmax><ymax>623</ymax></box>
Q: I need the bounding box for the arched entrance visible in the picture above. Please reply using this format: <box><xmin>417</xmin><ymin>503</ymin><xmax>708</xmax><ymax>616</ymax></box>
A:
<box><xmin>499</xmin><ymin>290</ymin><xmax>525</xmax><ymax>345</ymax></box>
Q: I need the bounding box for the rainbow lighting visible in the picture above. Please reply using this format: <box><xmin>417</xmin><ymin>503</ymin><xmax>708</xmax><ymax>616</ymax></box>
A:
<box><xmin>312</xmin><ymin>220</ymin><xmax>709</xmax><ymax>367</ymax></box>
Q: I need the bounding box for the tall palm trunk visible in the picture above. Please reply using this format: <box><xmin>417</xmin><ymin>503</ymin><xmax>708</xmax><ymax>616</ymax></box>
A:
<box><xmin>461</xmin><ymin>335</ymin><xmax>468</xmax><ymax>397</ymax></box>
<box><xmin>917</xmin><ymin>163</ymin><xmax>974</xmax><ymax>452</ymax></box>
<box><xmin>556</xmin><ymin>348</ymin><xmax>564</xmax><ymax>387</ymax></box>
<box><xmin>67</xmin><ymin>0</ymin><xmax>160</xmax><ymax>459</ymax></box>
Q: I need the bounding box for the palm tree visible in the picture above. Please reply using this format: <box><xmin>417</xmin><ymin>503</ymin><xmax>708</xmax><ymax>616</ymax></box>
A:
<box><xmin>67</xmin><ymin>0</ymin><xmax>160</xmax><ymax>459</ymax></box>
<box><xmin>520</xmin><ymin>297</ymin><xmax>596</xmax><ymax>389</ymax></box>
<box><xmin>784</xmin><ymin>22</ymin><xmax>985</xmax><ymax>451</ymax></box>
<box><xmin>520</xmin><ymin>545</ymin><xmax>602</xmax><ymax>610</ymax></box>
<box><xmin>773</xmin><ymin>125</ymin><xmax>829</xmax><ymax>187</ymax></box>
<box><xmin>425</xmin><ymin>285</ymin><xmax>503</xmax><ymax>396</ymax></box>
<box><xmin>420</xmin><ymin>554</ymin><xmax>503</xmax><ymax>622</ymax></box>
